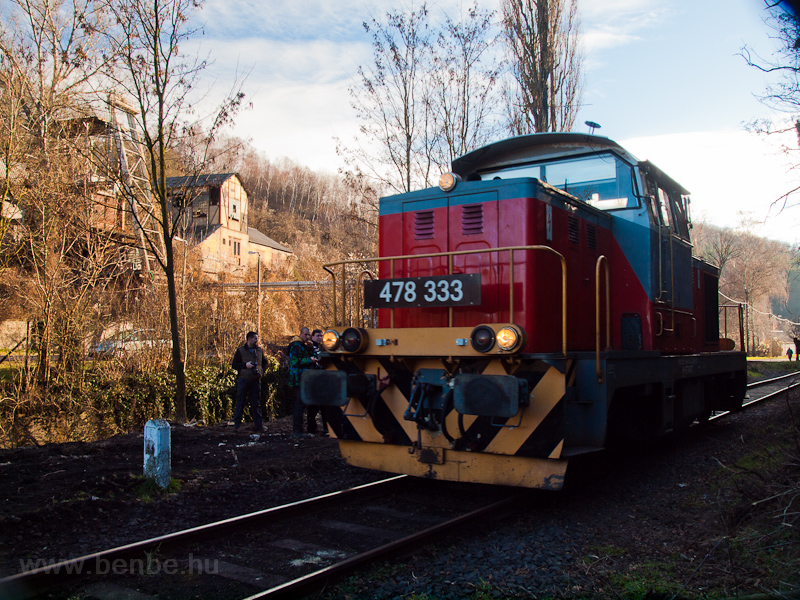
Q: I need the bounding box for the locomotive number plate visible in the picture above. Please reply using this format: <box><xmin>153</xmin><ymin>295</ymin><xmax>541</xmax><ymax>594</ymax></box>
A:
<box><xmin>363</xmin><ymin>274</ymin><xmax>481</xmax><ymax>309</ymax></box>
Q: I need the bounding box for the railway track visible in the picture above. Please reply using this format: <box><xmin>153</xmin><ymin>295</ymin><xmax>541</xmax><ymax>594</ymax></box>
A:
<box><xmin>745</xmin><ymin>370</ymin><xmax>800</xmax><ymax>401</ymax></box>
<box><xmin>0</xmin><ymin>474</ymin><xmax>531</xmax><ymax>600</ymax></box>
<box><xmin>700</xmin><ymin>371</ymin><xmax>800</xmax><ymax>426</ymax></box>
<box><xmin>3</xmin><ymin>369</ymin><xmax>797</xmax><ymax>600</ymax></box>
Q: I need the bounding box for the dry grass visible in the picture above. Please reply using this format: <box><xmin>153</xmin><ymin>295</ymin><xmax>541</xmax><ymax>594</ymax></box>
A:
<box><xmin>715</xmin><ymin>393</ymin><xmax>800</xmax><ymax>595</ymax></box>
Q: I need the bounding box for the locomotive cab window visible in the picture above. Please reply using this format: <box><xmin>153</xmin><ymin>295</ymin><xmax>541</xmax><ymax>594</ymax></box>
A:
<box><xmin>478</xmin><ymin>152</ymin><xmax>637</xmax><ymax>211</ymax></box>
<box><xmin>657</xmin><ymin>188</ymin><xmax>672</xmax><ymax>228</ymax></box>
<box><xmin>673</xmin><ymin>194</ymin><xmax>691</xmax><ymax>240</ymax></box>
<box><xmin>647</xmin><ymin>176</ymin><xmax>691</xmax><ymax>241</ymax></box>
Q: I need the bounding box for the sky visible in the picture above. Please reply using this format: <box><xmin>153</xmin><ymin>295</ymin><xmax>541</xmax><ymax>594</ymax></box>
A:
<box><xmin>188</xmin><ymin>0</ymin><xmax>800</xmax><ymax>244</ymax></box>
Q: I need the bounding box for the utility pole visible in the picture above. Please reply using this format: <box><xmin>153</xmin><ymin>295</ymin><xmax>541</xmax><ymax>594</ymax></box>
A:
<box><xmin>248</xmin><ymin>251</ymin><xmax>262</xmax><ymax>339</ymax></box>
<box><xmin>744</xmin><ymin>286</ymin><xmax>751</xmax><ymax>355</ymax></box>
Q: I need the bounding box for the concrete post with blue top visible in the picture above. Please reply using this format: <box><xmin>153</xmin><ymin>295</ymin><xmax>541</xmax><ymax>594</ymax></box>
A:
<box><xmin>143</xmin><ymin>419</ymin><xmax>171</xmax><ymax>488</ymax></box>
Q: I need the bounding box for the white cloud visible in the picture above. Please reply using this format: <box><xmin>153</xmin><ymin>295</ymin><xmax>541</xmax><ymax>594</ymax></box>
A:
<box><xmin>182</xmin><ymin>34</ymin><xmax>369</xmax><ymax>173</ymax></box>
<box><xmin>583</xmin><ymin>30</ymin><xmax>641</xmax><ymax>53</ymax></box>
<box><xmin>198</xmin><ymin>0</ymin><xmax>478</xmax><ymax>42</ymax></box>
<box><xmin>197</xmin><ymin>37</ymin><xmax>368</xmax><ymax>85</ymax></box>
<box><xmin>621</xmin><ymin>129</ymin><xmax>800</xmax><ymax>243</ymax></box>
<box><xmin>581</xmin><ymin>0</ymin><xmax>675</xmax><ymax>52</ymax></box>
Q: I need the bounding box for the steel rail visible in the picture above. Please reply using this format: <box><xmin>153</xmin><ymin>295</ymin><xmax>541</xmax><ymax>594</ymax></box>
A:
<box><xmin>0</xmin><ymin>476</ymin><xmax>408</xmax><ymax>600</ymax></box>
<box><xmin>743</xmin><ymin>378</ymin><xmax>800</xmax><ymax>408</ymax></box>
<box><xmin>708</xmin><ymin>372</ymin><xmax>800</xmax><ymax>424</ymax></box>
<box><xmin>244</xmin><ymin>492</ymin><xmax>527</xmax><ymax>600</ymax></box>
<box><xmin>746</xmin><ymin>370</ymin><xmax>800</xmax><ymax>389</ymax></box>
<box><xmin>244</xmin><ymin>370</ymin><xmax>797</xmax><ymax>600</ymax></box>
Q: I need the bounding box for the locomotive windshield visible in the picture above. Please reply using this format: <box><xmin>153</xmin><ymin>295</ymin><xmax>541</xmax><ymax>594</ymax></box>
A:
<box><xmin>478</xmin><ymin>151</ymin><xmax>637</xmax><ymax>210</ymax></box>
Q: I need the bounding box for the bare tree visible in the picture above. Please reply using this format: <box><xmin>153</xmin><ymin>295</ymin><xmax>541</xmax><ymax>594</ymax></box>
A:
<box><xmin>430</xmin><ymin>4</ymin><xmax>503</xmax><ymax>167</ymax></box>
<box><xmin>502</xmin><ymin>0</ymin><xmax>583</xmax><ymax>134</ymax></box>
<box><xmin>102</xmin><ymin>0</ymin><xmax>246</xmax><ymax>421</ymax></box>
<box><xmin>693</xmin><ymin>217</ymin><xmax>795</xmax><ymax>354</ymax></box>
<box><xmin>742</xmin><ymin>1</ymin><xmax>800</xmax><ymax>212</ymax></box>
<box><xmin>0</xmin><ymin>0</ymin><xmax>121</xmax><ymax>384</ymax></box>
<box><xmin>692</xmin><ymin>221</ymin><xmax>740</xmax><ymax>288</ymax></box>
<box><xmin>338</xmin><ymin>2</ymin><xmax>508</xmax><ymax>207</ymax></box>
<box><xmin>337</xmin><ymin>4</ymin><xmax>434</xmax><ymax>195</ymax></box>
<box><xmin>720</xmin><ymin>216</ymin><xmax>792</xmax><ymax>353</ymax></box>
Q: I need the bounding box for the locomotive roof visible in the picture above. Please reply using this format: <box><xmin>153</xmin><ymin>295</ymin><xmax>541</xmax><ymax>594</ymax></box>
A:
<box><xmin>452</xmin><ymin>133</ymin><xmax>690</xmax><ymax>195</ymax></box>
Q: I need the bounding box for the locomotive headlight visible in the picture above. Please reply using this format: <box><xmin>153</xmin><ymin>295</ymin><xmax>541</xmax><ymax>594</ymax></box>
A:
<box><xmin>470</xmin><ymin>325</ymin><xmax>495</xmax><ymax>353</ymax></box>
<box><xmin>438</xmin><ymin>172</ymin><xmax>461</xmax><ymax>192</ymax></box>
<box><xmin>496</xmin><ymin>326</ymin><xmax>522</xmax><ymax>351</ymax></box>
<box><xmin>341</xmin><ymin>327</ymin><xmax>369</xmax><ymax>353</ymax></box>
<box><xmin>322</xmin><ymin>329</ymin><xmax>340</xmax><ymax>351</ymax></box>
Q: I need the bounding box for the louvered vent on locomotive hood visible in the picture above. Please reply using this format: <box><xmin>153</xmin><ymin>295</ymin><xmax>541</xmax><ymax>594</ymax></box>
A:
<box><xmin>414</xmin><ymin>210</ymin><xmax>434</xmax><ymax>240</ymax></box>
<box><xmin>461</xmin><ymin>204</ymin><xmax>483</xmax><ymax>235</ymax></box>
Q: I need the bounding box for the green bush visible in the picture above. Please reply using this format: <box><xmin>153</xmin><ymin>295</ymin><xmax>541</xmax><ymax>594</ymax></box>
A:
<box><xmin>260</xmin><ymin>354</ymin><xmax>292</xmax><ymax>420</ymax></box>
<box><xmin>0</xmin><ymin>350</ymin><xmax>301</xmax><ymax>447</ymax></box>
<box><xmin>185</xmin><ymin>366</ymin><xmax>236</xmax><ymax>424</ymax></box>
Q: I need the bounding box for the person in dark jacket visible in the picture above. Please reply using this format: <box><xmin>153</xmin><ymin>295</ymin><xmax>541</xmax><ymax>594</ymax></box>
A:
<box><xmin>231</xmin><ymin>331</ymin><xmax>268</xmax><ymax>433</ymax></box>
<box><xmin>288</xmin><ymin>326</ymin><xmax>317</xmax><ymax>438</ymax></box>
<box><xmin>306</xmin><ymin>329</ymin><xmax>329</xmax><ymax>436</ymax></box>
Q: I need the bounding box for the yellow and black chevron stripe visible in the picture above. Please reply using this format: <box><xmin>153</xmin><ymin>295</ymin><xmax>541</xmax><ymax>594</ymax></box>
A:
<box><xmin>323</xmin><ymin>356</ymin><xmax>573</xmax><ymax>489</ymax></box>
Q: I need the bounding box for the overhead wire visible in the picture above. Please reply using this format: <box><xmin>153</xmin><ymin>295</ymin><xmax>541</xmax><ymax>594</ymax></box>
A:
<box><xmin>719</xmin><ymin>290</ymin><xmax>800</xmax><ymax>327</ymax></box>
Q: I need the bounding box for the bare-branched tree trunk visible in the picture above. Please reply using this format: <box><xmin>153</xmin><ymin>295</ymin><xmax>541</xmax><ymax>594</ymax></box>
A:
<box><xmin>103</xmin><ymin>0</ymin><xmax>246</xmax><ymax>422</ymax></box>
<box><xmin>338</xmin><ymin>3</ymin><xmax>505</xmax><ymax>209</ymax></box>
<box><xmin>0</xmin><ymin>0</ymin><xmax>119</xmax><ymax>387</ymax></box>
<box><xmin>502</xmin><ymin>0</ymin><xmax>583</xmax><ymax>134</ymax></box>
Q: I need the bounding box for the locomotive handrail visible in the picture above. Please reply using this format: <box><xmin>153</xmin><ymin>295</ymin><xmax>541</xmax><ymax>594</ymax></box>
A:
<box><xmin>357</xmin><ymin>270</ymin><xmax>377</xmax><ymax>328</ymax></box>
<box><xmin>323</xmin><ymin>245</ymin><xmax>568</xmax><ymax>356</ymax></box>
<box><xmin>596</xmin><ymin>256</ymin><xmax>611</xmax><ymax>383</ymax></box>
<box><xmin>719</xmin><ymin>303</ymin><xmax>746</xmax><ymax>351</ymax></box>
<box><xmin>654</xmin><ymin>305</ymin><xmax>697</xmax><ymax>338</ymax></box>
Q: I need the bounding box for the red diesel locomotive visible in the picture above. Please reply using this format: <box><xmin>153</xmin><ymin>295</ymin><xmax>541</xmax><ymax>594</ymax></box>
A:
<box><xmin>302</xmin><ymin>133</ymin><xmax>747</xmax><ymax>490</ymax></box>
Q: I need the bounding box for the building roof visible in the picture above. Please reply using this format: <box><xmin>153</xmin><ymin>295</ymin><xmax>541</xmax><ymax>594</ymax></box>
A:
<box><xmin>248</xmin><ymin>227</ymin><xmax>292</xmax><ymax>254</ymax></box>
<box><xmin>165</xmin><ymin>173</ymin><xmax>249</xmax><ymax>195</ymax></box>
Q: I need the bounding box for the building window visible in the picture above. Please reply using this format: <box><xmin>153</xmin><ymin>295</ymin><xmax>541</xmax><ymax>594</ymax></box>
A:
<box><xmin>229</xmin><ymin>198</ymin><xmax>240</xmax><ymax>221</ymax></box>
<box><xmin>192</xmin><ymin>194</ymin><xmax>209</xmax><ymax>218</ymax></box>
<box><xmin>168</xmin><ymin>191</ymin><xmax>188</xmax><ymax>208</ymax></box>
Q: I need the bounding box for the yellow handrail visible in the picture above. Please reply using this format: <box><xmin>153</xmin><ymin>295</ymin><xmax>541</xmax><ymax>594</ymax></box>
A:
<box><xmin>357</xmin><ymin>270</ymin><xmax>377</xmax><ymax>327</ymax></box>
<box><xmin>324</xmin><ymin>245</ymin><xmax>568</xmax><ymax>356</ymax></box>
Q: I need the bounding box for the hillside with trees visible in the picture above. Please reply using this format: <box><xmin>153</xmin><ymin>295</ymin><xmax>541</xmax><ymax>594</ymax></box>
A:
<box><xmin>693</xmin><ymin>218</ymin><xmax>797</xmax><ymax>356</ymax></box>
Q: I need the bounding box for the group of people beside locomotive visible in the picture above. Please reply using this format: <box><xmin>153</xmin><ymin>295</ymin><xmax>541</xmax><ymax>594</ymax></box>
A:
<box><xmin>230</xmin><ymin>326</ymin><xmax>328</xmax><ymax>439</ymax></box>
